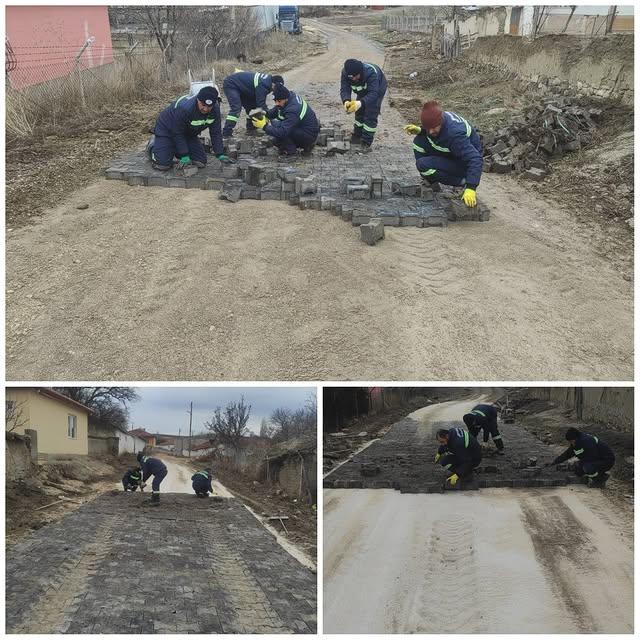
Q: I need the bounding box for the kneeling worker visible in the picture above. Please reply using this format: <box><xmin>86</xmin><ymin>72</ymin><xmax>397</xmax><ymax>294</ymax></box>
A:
<box><xmin>463</xmin><ymin>404</ymin><xmax>505</xmax><ymax>453</ymax></box>
<box><xmin>251</xmin><ymin>84</ymin><xmax>320</xmax><ymax>155</ymax></box>
<box><xmin>404</xmin><ymin>101</ymin><xmax>483</xmax><ymax>208</ymax></box>
<box><xmin>546</xmin><ymin>427</ymin><xmax>615</xmax><ymax>487</ymax></box>
<box><xmin>149</xmin><ymin>86</ymin><xmax>231</xmax><ymax>171</ymax></box>
<box><xmin>122</xmin><ymin>466</ymin><xmax>143</xmax><ymax>492</ymax></box>
<box><xmin>435</xmin><ymin>426</ymin><xmax>482</xmax><ymax>487</ymax></box>
<box><xmin>137</xmin><ymin>452</ymin><xmax>168</xmax><ymax>505</ymax></box>
<box><xmin>191</xmin><ymin>468</ymin><xmax>214</xmax><ymax>498</ymax></box>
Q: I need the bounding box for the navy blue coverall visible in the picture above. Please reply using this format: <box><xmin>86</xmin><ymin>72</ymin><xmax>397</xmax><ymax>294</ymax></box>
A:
<box><xmin>412</xmin><ymin>111</ymin><xmax>483</xmax><ymax>188</ymax></box>
<box><xmin>222</xmin><ymin>71</ymin><xmax>277</xmax><ymax>136</ymax></box>
<box><xmin>552</xmin><ymin>433</ymin><xmax>615</xmax><ymax>482</ymax></box>
<box><xmin>153</xmin><ymin>94</ymin><xmax>223</xmax><ymax>167</ymax></box>
<box><xmin>464</xmin><ymin>404</ymin><xmax>504</xmax><ymax>450</ymax></box>
<box><xmin>340</xmin><ymin>62</ymin><xmax>387</xmax><ymax>146</ymax></box>
<box><xmin>438</xmin><ymin>427</ymin><xmax>482</xmax><ymax>479</ymax></box>
<box><xmin>191</xmin><ymin>470</ymin><xmax>214</xmax><ymax>496</ymax></box>
<box><xmin>122</xmin><ymin>468</ymin><xmax>142</xmax><ymax>491</ymax></box>
<box><xmin>140</xmin><ymin>456</ymin><xmax>168</xmax><ymax>493</ymax></box>
<box><xmin>265</xmin><ymin>92</ymin><xmax>320</xmax><ymax>154</ymax></box>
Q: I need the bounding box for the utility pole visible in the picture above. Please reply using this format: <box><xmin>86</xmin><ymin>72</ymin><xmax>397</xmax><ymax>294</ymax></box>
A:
<box><xmin>187</xmin><ymin>402</ymin><xmax>193</xmax><ymax>458</ymax></box>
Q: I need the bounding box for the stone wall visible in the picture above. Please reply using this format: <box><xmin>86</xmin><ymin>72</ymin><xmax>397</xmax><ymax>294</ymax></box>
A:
<box><xmin>88</xmin><ymin>435</ymin><xmax>119</xmax><ymax>457</ymax></box>
<box><xmin>6</xmin><ymin>431</ymin><xmax>37</xmax><ymax>481</ymax></box>
<box><xmin>534</xmin><ymin>387</ymin><xmax>633</xmax><ymax>430</ymax></box>
<box><xmin>275</xmin><ymin>452</ymin><xmax>317</xmax><ymax>503</ymax></box>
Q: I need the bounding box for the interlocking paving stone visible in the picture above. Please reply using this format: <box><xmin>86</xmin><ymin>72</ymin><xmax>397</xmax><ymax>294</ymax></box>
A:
<box><xmin>103</xmin><ymin>80</ymin><xmax>490</xmax><ymax>229</ymax></box>
<box><xmin>324</xmin><ymin>414</ymin><xmax>583</xmax><ymax>493</ymax></box>
<box><xmin>6</xmin><ymin>493</ymin><xmax>316</xmax><ymax>634</ymax></box>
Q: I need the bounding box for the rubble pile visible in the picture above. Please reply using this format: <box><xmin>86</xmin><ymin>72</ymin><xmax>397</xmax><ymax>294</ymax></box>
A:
<box><xmin>482</xmin><ymin>97</ymin><xmax>603</xmax><ymax>181</ymax></box>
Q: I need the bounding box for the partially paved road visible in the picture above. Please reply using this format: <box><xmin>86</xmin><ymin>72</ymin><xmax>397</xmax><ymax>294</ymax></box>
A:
<box><xmin>7</xmin><ymin>459</ymin><xmax>316</xmax><ymax>634</ymax></box>
<box><xmin>324</xmin><ymin>398</ymin><xmax>633</xmax><ymax>633</ymax></box>
<box><xmin>6</xmin><ymin>21</ymin><xmax>632</xmax><ymax>380</ymax></box>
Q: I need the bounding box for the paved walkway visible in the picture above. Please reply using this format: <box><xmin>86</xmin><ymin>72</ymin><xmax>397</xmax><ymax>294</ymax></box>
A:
<box><xmin>325</xmin><ymin>398</ymin><xmax>588</xmax><ymax>492</ymax></box>
<box><xmin>6</xmin><ymin>493</ymin><xmax>316</xmax><ymax>634</ymax></box>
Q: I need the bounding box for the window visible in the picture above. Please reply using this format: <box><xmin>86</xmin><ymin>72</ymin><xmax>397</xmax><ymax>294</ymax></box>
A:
<box><xmin>6</xmin><ymin>400</ymin><xmax>16</xmax><ymax>415</ymax></box>
<box><xmin>67</xmin><ymin>415</ymin><xmax>77</xmax><ymax>439</ymax></box>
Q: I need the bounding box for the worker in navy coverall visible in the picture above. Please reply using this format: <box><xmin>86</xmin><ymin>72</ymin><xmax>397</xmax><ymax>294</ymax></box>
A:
<box><xmin>137</xmin><ymin>452</ymin><xmax>168</xmax><ymax>505</ymax></box>
<box><xmin>546</xmin><ymin>427</ymin><xmax>615</xmax><ymax>487</ymax></box>
<box><xmin>463</xmin><ymin>404</ymin><xmax>505</xmax><ymax>453</ymax></box>
<box><xmin>149</xmin><ymin>86</ymin><xmax>230</xmax><ymax>170</ymax></box>
<box><xmin>122</xmin><ymin>467</ymin><xmax>143</xmax><ymax>491</ymax></box>
<box><xmin>403</xmin><ymin>100</ymin><xmax>483</xmax><ymax>208</ymax></box>
<box><xmin>222</xmin><ymin>71</ymin><xmax>283</xmax><ymax>137</ymax></box>
<box><xmin>251</xmin><ymin>84</ymin><xmax>320</xmax><ymax>155</ymax></box>
<box><xmin>435</xmin><ymin>427</ymin><xmax>482</xmax><ymax>487</ymax></box>
<box><xmin>191</xmin><ymin>469</ymin><xmax>214</xmax><ymax>498</ymax></box>
<box><xmin>340</xmin><ymin>58</ymin><xmax>387</xmax><ymax>149</ymax></box>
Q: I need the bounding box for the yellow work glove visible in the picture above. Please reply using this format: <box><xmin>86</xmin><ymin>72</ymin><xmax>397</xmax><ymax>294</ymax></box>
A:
<box><xmin>343</xmin><ymin>100</ymin><xmax>351</xmax><ymax>112</ymax></box>
<box><xmin>462</xmin><ymin>188</ymin><xmax>477</xmax><ymax>208</ymax></box>
<box><xmin>447</xmin><ymin>473</ymin><xmax>459</xmax><ymax>486</ymax></box>
<box><xmin>434</xmin><ymin>453</ymin><xmax>441</xmax><ymax>463</ymax></box>
<box><xmin>251</xmin><ymin>115</ymin><xmax>267</xmax><ymax>130</ymax></box>
<box><xmin>403</xmin><ymin>124</ymin><xmax>421</xmax><ymax>135</ymax></box>
<box><xmin>346</xmin><ymin>100</ymin><xmax>359</xmax><ymax>114</ymax></box>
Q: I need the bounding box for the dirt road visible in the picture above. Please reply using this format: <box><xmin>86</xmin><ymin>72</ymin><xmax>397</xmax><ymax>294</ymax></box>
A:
<box><xmin>6</xmin><ymin>21</ymin><xmax>632</xmax><ymax>380</ymax></box>
<box><xmin>323</xmin><ymin>398</ymin><xmax>633</xmax><ymax>633</ymax></box>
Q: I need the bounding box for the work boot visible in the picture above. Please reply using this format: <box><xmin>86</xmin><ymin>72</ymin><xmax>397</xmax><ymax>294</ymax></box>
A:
<box><xmin>349</xmin><ymin>134</ymin><xmax>362</xmax><ymax>146</ymax></box>
<box><xmin>147</xmin><ymin>492</ymin><xmax>160</xmax><ymax>506</ymax></box>
<box><xmin>358</xmin><ymin>142</ymin><xmax>372</xmax><ymax>154</ymax></box>
<box><xmin>152</xmin><ymin>162</ymin><xmax>171</xmax><ymax>171</ymax></box>
<box><xmin>496</xmin><ymin>448</ymin><xmax>505</xmax><ymax>456</ymax></box>
<box><xmin>589</xmin><ymin>472</ymin><xmax>610</xmax><ymax>488</ymax></box>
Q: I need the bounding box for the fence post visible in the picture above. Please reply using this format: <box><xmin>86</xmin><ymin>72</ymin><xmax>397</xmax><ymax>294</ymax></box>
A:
<box><xmin>186</xmin><ymin>40</ymin><xmax>193</xmax><ymax>71</ymax></box>
<box><xmin>75</xmin><ymin>38</ymin><xmax>92</xmax><ymax>109</ymax></box>
<box><xmin>125</xmin><ymin>41</ymin><xmax>139</xmax><ymax>75</ymax></box>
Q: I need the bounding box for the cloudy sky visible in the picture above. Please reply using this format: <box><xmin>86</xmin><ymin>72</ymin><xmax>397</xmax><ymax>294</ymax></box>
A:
<box><xmin>128</xmin><ymin>386</ymin><xmax>316</xmax><ymax>436</ymax></box>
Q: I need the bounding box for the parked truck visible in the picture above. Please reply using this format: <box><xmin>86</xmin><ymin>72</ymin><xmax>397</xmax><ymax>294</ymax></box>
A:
<box><xmin>278</xmin><ymin>6</ymin><xmax>301</xmax><ymax>34</ymax></box>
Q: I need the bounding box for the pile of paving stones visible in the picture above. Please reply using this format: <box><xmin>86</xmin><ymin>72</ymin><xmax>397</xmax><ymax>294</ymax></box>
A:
<box><xmin>104</xmin><ymin>124</ymin><xmax>490</xmax><ymax>244</ymax></box>
<box><xmin>324</xmin><ymin>415</ymin><xmax>586</xmax><ymax>493</ymax></box>
<box><xmin>482</xmin><ymin>97</ymin><xmax>602</xmax><ymax>181</ymax></box>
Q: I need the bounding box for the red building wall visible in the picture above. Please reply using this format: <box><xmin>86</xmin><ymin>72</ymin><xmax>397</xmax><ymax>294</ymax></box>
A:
<box><xmin>6</xmin><ymin>5</ymin><xmax>114</xmax><ymax>89</ymax></box>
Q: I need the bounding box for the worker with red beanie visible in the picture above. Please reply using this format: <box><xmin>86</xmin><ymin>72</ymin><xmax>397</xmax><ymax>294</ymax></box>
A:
<box><xmin>404</xmin><ymin>101</ymin><xmax>483</xmax><ymax>207</ymax></box>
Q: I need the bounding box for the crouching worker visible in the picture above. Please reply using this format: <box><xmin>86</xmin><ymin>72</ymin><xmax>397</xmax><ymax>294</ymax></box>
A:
<box><xmin>192</xmin><ymin>468</ymin><xmax>214</xmax><ymax>498</ymax></box>
<box><xmin>251</xmin><ymin>84</ymin><xmax>320</xmax><ymax>156</ymax></box>
<box><xmin>403</xmin><ymin>101</ymin><xmax>483</xmax><ymax>208</ymax></box>
<box><xmin>463</xmin><ymin>404</ymin><xmax>505</xmax><ymax>454</ymax></box>
<box><xmin>546</xmin><ymin>427</ymin><xmax>615</xmax><ymax>487</ymax></box>
<box><xmin>435</xmin><ymin>427</ymin><xmax>482</xmax><ymax>488</ymax></box>
<box><xmin>122</xmin><ymin>467</ymin><xmax>143</xmax><ymax>491</ymax></box>
<box><xmin>148</xmin><ymin>86</ymin><xmax>231</xmax><ymax>171</ymax></box>
<box><xmin>137</xmin><ymin>452</ymin><xmax>168</xmax><ymax>505</ymax></box>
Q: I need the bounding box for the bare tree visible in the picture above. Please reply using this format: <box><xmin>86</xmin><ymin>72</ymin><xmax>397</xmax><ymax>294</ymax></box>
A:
<box><xmin>140</xmin><ymin>5</ymin><xmax>186</xmax><ymax>78</ymax></box>
<box><xmin>204</xmin><ymin>396</ymin><xmax>251</xmax><ymax>451</ymax></box>
<box><xmin>5</xmin><ymin>399</ymin><xmax>27</xmax><ymax>432</ymax></box>
<box><xmin>270</xmin><ymin>395</ymin><xmax>317</xmax><ymax>442</ymax></box>
<box><xmin>259</xmin><ymin>417</ymin><xmax>277</xmax><ymax>439</ymax></box>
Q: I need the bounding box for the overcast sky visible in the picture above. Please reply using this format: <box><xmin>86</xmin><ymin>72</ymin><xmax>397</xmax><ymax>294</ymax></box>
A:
<box><xmin>128</xmin><ymin>387</ymin><xmax>316</xmax><ymax>436</ymax></box>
